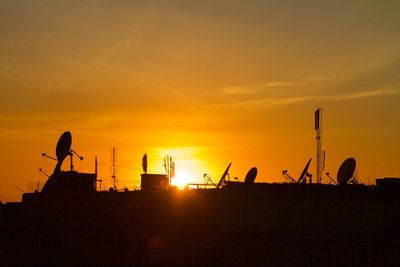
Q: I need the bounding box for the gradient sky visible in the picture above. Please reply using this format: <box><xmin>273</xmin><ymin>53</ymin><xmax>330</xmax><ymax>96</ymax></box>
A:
<box><xmin>1</xmin><ymin>0</ymin><xmax>400</xmax><ymax>201</ymax></box>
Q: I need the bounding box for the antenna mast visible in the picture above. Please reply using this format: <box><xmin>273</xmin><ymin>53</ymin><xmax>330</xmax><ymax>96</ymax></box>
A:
<box><xmin>315</xmin><ymin>108</ymin><xmax>323</xmax><ymax>183</ymax></box>
<box><xmin>111</xmin><ymin>146</ymin><xmax>118</xmax><ymax>190</ymax></box>
<box><xmin>164</xmin><ymin>155</ymin><xmax>175</xmax><ymax>185</ymax></box>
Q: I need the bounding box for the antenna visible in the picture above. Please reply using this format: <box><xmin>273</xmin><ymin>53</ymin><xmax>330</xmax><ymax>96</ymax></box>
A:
<box><xmin>315</xmin><ymin>108</ymin><xmax>323</xmax><ymax>183</ymax></box>
<box><xmin>95</xmin><ymin>156</ymin><xmax>98</xmax><ymax>176</ymax></box>
<box><xmin>94</xmin><ymin>157</ymin><xmax>102</xmax><ymax>191</ymax></box>
<box><xmin>111</xmin><ymin>146</ymin><xmax>118</xmax><ymax>190</ymax></box>
<box><xmin>170</xmin><ymin>157</ymin><xmax>175</xmax><ymax>181</ymax></box>
<box><xmin>164</xmin><ymin>156</ymin><xmax>169</xmax><ymax>183</ymax></box>
<box><xmin>163</xmin><ymin>155</ymin><xmax>175</xmax><ymax>184</ymax></box>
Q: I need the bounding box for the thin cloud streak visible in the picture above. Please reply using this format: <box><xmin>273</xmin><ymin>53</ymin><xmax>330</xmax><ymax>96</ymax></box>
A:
<box><xmin>190</xmin><ymin>96</ymin><xmax>312</xmax><ymax>109</ymax></box>
<box><xmin>220</xmin><ymin>75</ymin><xmax>357</xmax><ymax>95</ymax></box>
<box><xmin>322</xmin><ymin>86</ymin><xmax>400</xmax><ymax>101</ymax></box>
<box><xmin>327</xmin><ymin>126</ymin><xmax>400</xmax><ymax>137</ymax></box>
<box><xmin>192</xmin><ymin>86</ymin><xmax>400</xmax><ymax>109</ymax></box>
<box><xmin>222</xmin><ymin>81</ymin><xmax>302</xmax><ymax>95</ymax></box>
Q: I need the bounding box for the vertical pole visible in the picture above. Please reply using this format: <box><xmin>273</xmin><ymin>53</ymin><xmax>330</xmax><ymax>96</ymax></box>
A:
<box><xmin>111</xmin><ymin>147</ymin><xmax>117</xmax><ymax>190</ymax></box>
<box><xmin>320</xmin><ymin>109</ymin><xmax>323</xmax><ymax>183</ymax></box>
<box><xmin>315</xmin><ymin>108</ymin><xmax>323</xmax><ymax>183</ymax></box>
<box><xmin>95</xmin><ymin>156</ymin><xmax>98</xmax><ymax>191</ymax></box>
<box><xmin>95</xmin><ymin>156</ymin><xmax>98</xmax><ymax>175</ymax></box>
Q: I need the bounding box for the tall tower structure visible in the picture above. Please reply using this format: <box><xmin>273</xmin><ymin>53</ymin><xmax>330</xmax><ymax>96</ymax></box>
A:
<box><xmin>315</xmin><ymin>108</ymin><xmax>323</xmax><ymax>183</ymax></box>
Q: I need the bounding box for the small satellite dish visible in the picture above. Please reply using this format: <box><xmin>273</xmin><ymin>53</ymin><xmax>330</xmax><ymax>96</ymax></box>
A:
<box><xmin>298</xmin><ymin>158</ymin><xmax>312</xmax><ymax>183</ymax></box>
<box><xmin>217</xmin><ymin>163</ymin><xmax>232</xmax><ymax>189</ymax></box>
<box><xmin>337</xmin><ymin>157</ymin><xmax>356</xmax><ymax>185</ymax></box>
<box><xmin>244</xmin><ymin>167</ymin><xmax>257</xmax><ymax>184</ymax></box>
<box><xmin>55</xmin><ymin>131</ymin><xmax>72</xmax><ymax>162</ymax></box>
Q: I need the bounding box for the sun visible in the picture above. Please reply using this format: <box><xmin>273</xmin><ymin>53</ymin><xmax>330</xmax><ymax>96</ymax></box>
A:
<box><xmin>171</xmin><ymin>170</ymin><xmax>190</xmax><ymax>189</ymax></box>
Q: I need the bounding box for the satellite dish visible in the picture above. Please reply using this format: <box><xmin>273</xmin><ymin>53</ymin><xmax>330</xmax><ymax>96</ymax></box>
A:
<box><xmin>244</xmin><ymin>167</ymin><xmax>257</xmax><ymax>184</ymax></box>
<box><xmin>298</xmin><ymin>158</ymin><xmax>312</xmax><ymax>183</ymax></box>
<box><xmin>337</xmin><ymin>157</ymin><xmax>356</xmax><ymax>185</ymax></box>
<box><xmin>216</xmin><ymin>163</ymin><xmax>232</xmax><ymax>189</ymax></box>
<box><xmin>55</xmin><ymin>131</ymin><xmax>72</xmax><ymax>162</ymax></box>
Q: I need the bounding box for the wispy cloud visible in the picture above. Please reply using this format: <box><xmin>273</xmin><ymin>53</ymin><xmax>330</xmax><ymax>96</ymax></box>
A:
<box><xmin>221</xmin><ymin>81</ymin><xmax>302</xmax><ymax>95</ymax></box>
<box><xmin>327</xmin><ymin>126</ymin><xmax>400</xmax><ymax>137</ymax></box>
<box><xmin>190</xmin><ymin>96</ymin><xmax>312</xmax><ymax>109</ymax></box>
<box><xmin>321</xmin><ymin>86</ymin><xmax>400</xmax><ymax>101</ymax></box>
<box><xmin>220</xmin><ymin>75</ymin><xmax>357</xmax><ymax>95</ymax></box>
<box><xmin>192</xmin><ymin>85</ymin><xmax>400</xmax><ymax>109</ymax></box>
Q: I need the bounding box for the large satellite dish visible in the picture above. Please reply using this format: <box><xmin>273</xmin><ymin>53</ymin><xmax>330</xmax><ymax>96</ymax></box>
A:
<box><xmin>56</xmin><ymin>131</ymin><xmax>72</xmax><ymax>162</ymax></box>
<box><xmin>337</xmin><ymin>157</ymin><xmax>356</xmax><ymax>185</ymax></box>
<box><xmin>244</xmin><ymin>167</ymin><xmax>257</xmax><ymax>184</ymax></box>
<box><xmin>298</xmin><ymin>158</ymin><xmax>312</xmax><ymax>183</ymax></box>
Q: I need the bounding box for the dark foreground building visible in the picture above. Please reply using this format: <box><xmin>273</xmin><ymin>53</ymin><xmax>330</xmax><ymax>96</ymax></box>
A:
<box><xmin>1</xmin><ymin>175</ymin><xmax>400</xmax><ymax>267</ymax></box>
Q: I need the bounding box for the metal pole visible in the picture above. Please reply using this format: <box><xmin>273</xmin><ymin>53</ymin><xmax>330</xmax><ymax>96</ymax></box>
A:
<box><xmin>315</xmin><ymin>108</ymin><xmax>323</xmax><ymax>183</ymax></box>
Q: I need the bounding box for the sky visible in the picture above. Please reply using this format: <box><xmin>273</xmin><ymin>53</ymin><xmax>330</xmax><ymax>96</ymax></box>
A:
<box><xmin>1</xmin><ymin>0</ymin><xmax>400</xmax><ymax>201</ymax></box>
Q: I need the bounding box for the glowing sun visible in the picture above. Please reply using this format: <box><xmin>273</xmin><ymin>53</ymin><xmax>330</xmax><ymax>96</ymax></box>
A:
<box><xmin>171</xmin><ymin>170</ymin><xmax>190</xmax><ymax>189</ymax></box>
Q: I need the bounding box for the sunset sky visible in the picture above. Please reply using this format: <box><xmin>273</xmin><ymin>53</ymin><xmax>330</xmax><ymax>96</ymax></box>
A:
<box><xmin>1</xmin><ymin>1</ymin><xmax>400</xmax><ymax>201</ymax></box>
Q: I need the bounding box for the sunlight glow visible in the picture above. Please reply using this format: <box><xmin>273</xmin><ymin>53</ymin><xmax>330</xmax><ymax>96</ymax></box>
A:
<box><xmin>171</xmin><ymin>170</ymin><xmax>190</xmax><ymax>189</ymax></box>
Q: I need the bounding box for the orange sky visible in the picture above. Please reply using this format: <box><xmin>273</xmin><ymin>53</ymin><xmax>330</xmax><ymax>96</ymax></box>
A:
<box><xmin>1</xmin><ymin>1</ymin><xmax>400</xmax><ymax>201</ymax></box>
